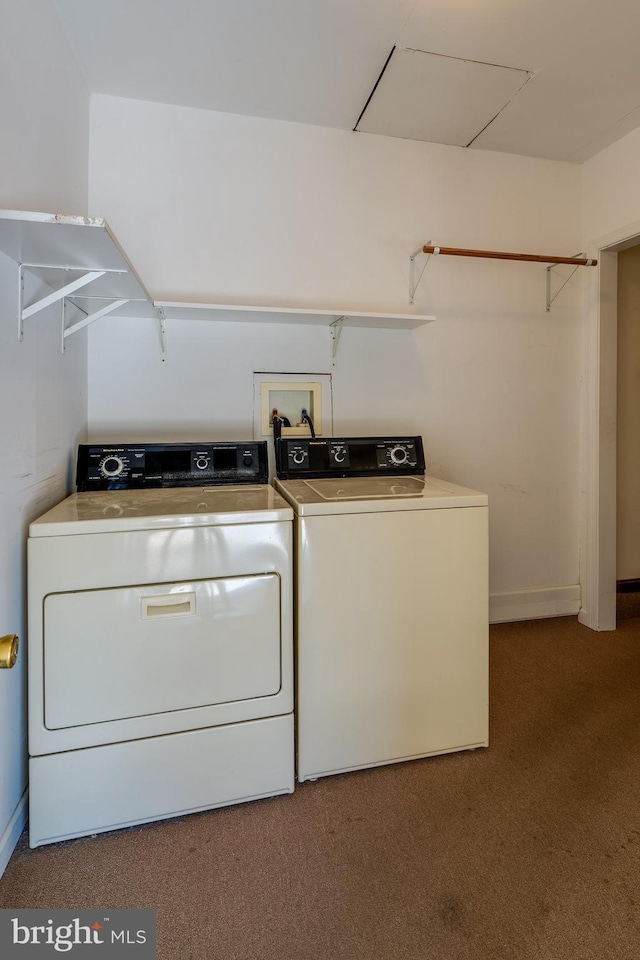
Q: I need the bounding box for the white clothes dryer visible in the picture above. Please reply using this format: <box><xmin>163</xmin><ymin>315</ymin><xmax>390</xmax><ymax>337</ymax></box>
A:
<box><xmin>274</xmin><ymin>435</ymin><xmax>489</xmax><ymax>783</ymax></box>
<box><xmin>28</xmin><ymin>441</ymin><xmax>294</xmax><ymax>847</ymax></box>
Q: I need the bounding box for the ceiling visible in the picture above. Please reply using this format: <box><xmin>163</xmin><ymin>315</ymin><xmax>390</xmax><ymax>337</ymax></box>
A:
<box><xmin>53</xmin><ymin>0</ymin><xmax>640</xmax><ymax>163</ymax></box>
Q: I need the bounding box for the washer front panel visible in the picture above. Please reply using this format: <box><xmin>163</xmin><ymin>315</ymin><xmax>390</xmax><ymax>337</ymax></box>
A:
<box><xmin>294</xmin><ymin>506</ymin><xmax>489</xmax><ymax>781</ymax></box>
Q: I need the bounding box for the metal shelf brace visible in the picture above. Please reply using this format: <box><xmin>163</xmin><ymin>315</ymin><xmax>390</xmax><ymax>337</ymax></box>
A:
<box><xmin>409</xmin><ymin>244</ymin><xmax>434</xmax><ymax>305</ymax></box>
<box><xmin>546</xmin><ymin>254</ymin><xmax>591</xmax><ymax>312</ymax></box>
<box><xmin>19</xmin><ymin>261</ymin><xmax>127</xmax><ymax>341</ymax></box>
<box><xmin>330</xmin><ymin>316</ymin><xmax>346</xmax><ymax>367</ymax></box>
<box><xmin>158</xmin><ymin>307</ymin><xmax>167</xmax><ymax>362</ymax></box>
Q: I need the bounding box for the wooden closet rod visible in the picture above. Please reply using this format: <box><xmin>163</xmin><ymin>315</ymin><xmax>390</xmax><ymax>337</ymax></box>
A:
<box><xmin>422</xmin><ymin>245</ymin><xmax>597</xmax><ymax>267</ymax></box>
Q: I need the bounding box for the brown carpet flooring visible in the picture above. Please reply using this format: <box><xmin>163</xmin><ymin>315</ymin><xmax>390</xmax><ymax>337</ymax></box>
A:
<box><xmin>2</xmin><ymin>615</ymin><xmax>640</xmax><ymax>959</ymax></box>
<box><xmin>616</xmin><ymin>588</ymin><xmax>640</xmax><ymax>620</ymax></box>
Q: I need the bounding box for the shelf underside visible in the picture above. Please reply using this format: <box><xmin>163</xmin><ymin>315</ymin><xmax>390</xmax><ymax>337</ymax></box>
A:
<box><xmin>0</xmin><ymin>210</ymin><xmax>152</xmax><ymax>306</ymax></box>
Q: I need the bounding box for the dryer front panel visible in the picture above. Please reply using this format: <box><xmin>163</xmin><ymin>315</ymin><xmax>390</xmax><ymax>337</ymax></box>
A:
<box><xmin>43</xmin><ymin>574</ymin><xmax>281</xmax><ymax>730</ymax></box>
<box><xmin>28</xmin><ymin>520</ymin><xmax>293</xmax><ymax>755</ymax></box>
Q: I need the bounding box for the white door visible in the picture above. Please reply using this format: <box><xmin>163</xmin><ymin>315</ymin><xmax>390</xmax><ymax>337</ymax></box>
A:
<box><xmin>44</xmin><ymin>574</ymin><xmax>282</xmax><ymax>728</ymax></box>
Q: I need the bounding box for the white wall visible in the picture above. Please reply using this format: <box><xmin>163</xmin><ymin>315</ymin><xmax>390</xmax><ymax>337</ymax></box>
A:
<box><xmin>0</xmin><ymin>0</ymin><xmax>89</xmax><ymax>874</ymax></box>
<box><xmin>0</xmin><ymin>1</ymin><xmax>88</xmax><ymax>214</ymax></box>
<box><xmin>89</xmin><ymin>95</ymin><xmax>583</xmax><ymax>620</ymax></box>
<box><xmin>582</xmin><ymin>125</ymin><xmax>640</xmax><ymax>243</ymax></box>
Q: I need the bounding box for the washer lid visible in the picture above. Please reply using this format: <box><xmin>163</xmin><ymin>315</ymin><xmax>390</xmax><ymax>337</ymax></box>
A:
<box><xmin>29</xmin><ymin>485</ymin><xmax>293</xmax><ymax>536</ymax></box>
<box><xmin>303</xmin><ymin>476</ymin><xmax>427</xmax><ymax>500</ymax></box>
<box><xmin>274</xmin><ymin>475</ymin><xmax>488</xmax><ymax>515</ymax></box>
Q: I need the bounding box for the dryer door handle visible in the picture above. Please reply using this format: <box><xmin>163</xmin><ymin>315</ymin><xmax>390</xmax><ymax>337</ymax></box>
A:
<box><xmin>141</xmin><ymin>593</ymin><xmax>196</xmax><ymax>620</ymax></box>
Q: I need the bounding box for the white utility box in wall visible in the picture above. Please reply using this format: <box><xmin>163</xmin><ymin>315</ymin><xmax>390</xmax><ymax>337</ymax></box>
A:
<box><xmin>260</xmin><ymin>380</ymin><xmax>322</xmax><ymax>437</ymax></box>
<box><xmin>254</xmin><ymin>373</ymin><xmax>332</xmax><ymax>440</ymax></box>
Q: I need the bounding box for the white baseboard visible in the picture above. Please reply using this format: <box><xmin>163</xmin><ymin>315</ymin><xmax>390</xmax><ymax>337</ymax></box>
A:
<box><xmin>490</xmin><ymin>585</ymin><xmax>581</xmax><ymax>624</ymax></box>
<box><xmin>0</xmin><ymin>789</ymin><xmax>28</xmax><ymax>879</ymax></box>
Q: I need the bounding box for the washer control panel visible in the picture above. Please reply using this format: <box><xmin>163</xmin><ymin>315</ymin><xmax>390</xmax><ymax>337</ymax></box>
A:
<box><xmin>275</xmin><ymin>436</ymin><xmax>424</xmax><ymax>480</ymax></box>
<box><xmin>76</xmin><ymin>442</ymin><xmax>268</xmax><ymax>490</ymax></box>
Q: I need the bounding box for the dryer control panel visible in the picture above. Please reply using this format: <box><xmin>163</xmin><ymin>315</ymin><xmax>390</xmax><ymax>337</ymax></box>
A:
<box><xmin>76</xmin><ymin>442</ymin><xmax>268</xmax><ymax>490</ymax></box>
<box><xmin>275</xmin><ymin>436</ymin><xmax>425</xmax><ymax>480</ymax></box>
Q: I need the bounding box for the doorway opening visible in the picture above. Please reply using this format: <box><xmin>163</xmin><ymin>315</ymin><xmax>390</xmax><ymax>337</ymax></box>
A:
<box><xmin>582</xmin><ymin>225</ymin><xmax>640</xmax><ymax>630</ymax></box>
<box><xmin>615</xmin><ymin>243</ymin><xmax>640</xmax><ymax>619</ymax></box>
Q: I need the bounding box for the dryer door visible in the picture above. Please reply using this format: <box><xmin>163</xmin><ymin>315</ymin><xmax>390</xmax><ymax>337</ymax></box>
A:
<box><xmin>43</xmin><ymin>574</ymin><xmax>281</xmax><ymax>729</ymax></box>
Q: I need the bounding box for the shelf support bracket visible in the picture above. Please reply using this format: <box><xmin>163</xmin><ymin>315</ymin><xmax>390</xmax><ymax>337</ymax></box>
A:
<box><xmin>62</xmin><ymin>299</ymin><xmax>128</xmax><ymax>348</ymax></box>
<box><xmin>157</xmin><ymin>307</ymin><xmax>167</xmax><ymax>362</ymax></box>
<box><xmin>409</xmin><ymin>243</ymin><xmax>434</xmax><ymax>305</ymax></box>
<box><xmin>16</xmin><ymin>262</ymin><xmax>133</xmax><ymax>339</ymax></box>
<box><xmin>330</xmin><ymin>316</ymin><xmax>346</xmax><ymax>367</ymax></box>
<box><xmin>545</xmin><ymin>253</ymin><xmax>586</xmax><ymax>312</ymax></box>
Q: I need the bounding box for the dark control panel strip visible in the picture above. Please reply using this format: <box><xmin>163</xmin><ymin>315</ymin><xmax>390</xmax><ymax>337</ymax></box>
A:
<box><xmin>275</xmin><ymin>436</ymin><xmax>425</xmax><ymax>479</ymax></box>
<box><xmin>76</xmin><ymin>442</ymin><xmax>268</xmax><ymax>490</ymax></box>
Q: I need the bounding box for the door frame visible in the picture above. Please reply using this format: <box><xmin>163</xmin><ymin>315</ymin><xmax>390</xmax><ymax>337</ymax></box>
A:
<box><xmin>580</xmin><ymin>219</ymin><xmax>640</xmax><ymax>630</ymax></box>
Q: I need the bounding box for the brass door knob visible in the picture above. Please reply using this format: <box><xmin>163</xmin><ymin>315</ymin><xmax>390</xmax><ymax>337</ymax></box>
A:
<box><xmin>0</xmin><ymin>635</ymin><xmax>19</xmax><ymax>669</ymax></box>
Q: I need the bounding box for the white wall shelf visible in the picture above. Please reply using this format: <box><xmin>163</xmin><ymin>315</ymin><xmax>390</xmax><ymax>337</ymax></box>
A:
<box><xmin>155</xmin><ymin>300</ymin><xmax>434</xmax><ymax>328</ymax></box>
<box><xmin>0</xmin><ymin>210</ymin><xmax>435</xmax><ymax>360</ymax></box>
<box><xmin>0</xmin><ymin>210</ymin><xmax>158</xmax><ymax>343</ymax></box>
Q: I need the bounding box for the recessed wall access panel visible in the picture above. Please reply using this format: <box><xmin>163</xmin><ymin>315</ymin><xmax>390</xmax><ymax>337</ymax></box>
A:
<box><xmin>254</xmin><ymin>373</ymin><xmax>333</xmax><ymax>441</ymax></box>
<box><xmin>260</xmin><ymin>381</ymin><xmax>322</xmax><ymax>437</ymax></box>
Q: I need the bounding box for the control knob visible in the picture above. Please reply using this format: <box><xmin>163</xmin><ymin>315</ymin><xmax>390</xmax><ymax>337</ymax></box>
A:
<box><xmin>292</xmin><ymin>450</ymin><xmax>307</xmax><ymax>465</ymax></box>
<box><xmin>195</xmin><ymin>456</ymin><xmax>210</xmax><ymax>470</ymax></box>
<box><xmin>100</xmin><ymin>456</ymin><xmax>124</xmax><ymax>477</ymax></box>
<box><xmin>389</xmin><ymin>446</ymin><xmax>408</xmax><ymax>465</ymax></box>
<box><xmin>332</xmin><ymin>449</ymin><xmax>346</xmax><ymax>463</ymax></box>
<box><xmin>243</xmin><ymin>455</ymin><xmax>254</xmax><ymax>467</ymax></box>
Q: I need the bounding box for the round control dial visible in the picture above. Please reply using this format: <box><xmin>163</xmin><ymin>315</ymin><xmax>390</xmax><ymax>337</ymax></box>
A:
<box><xmin>389</xmin><ymin>446</ymin><xmax>408</xmax><ymax>465</ymax></box>
<box><xmin>195</xmin><ymin>456</ymin><xmax>210</xmax><ymax>470</ymax></box>
<box><xmin>288</xmin><ymin>444</ymin><xmax>309</xmax><ymax>468</ymax></box>
<box><xmin>99</xmin><ymin>456</ymin><xmax>125</xmax><ymax>477</ymax></box>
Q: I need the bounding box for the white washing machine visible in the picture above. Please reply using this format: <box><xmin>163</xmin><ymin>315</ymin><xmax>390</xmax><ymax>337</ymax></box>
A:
<box><xmin>274</xmin><ymin>435</ymin><xmax>489</xmax><ymax>783</ymax></box>
<box><xmin>28</xmin><ymin>441</ymin><xmax>294</xmax><ymax>847</ymax></box>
